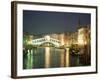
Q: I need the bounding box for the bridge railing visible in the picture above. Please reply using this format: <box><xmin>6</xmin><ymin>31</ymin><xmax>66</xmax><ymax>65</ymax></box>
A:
<box><xmin>32</xmin><ymin>37</ymin><xmax>61</xmax><ymax>47</ymax></box>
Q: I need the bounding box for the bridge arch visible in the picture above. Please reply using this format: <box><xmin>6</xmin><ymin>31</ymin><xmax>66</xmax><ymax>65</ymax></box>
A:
<box><xmin>39</xmin><ymin>41</ymin><xmax>57</xmax><ymax>47</ymax></box>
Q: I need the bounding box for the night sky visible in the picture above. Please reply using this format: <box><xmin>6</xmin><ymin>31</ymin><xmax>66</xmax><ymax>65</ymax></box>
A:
<box><xmin>23</xmin><ymin>10</ymin><xmax>90</xmax><ymax>35</ymax></box>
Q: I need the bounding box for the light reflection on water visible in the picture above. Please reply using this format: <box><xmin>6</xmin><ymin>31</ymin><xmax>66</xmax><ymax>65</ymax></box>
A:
<box><xmin>45</xmin><ymin>47</ymin><xmax>50</xmax><ymax>68</ymax></box>
<box><xmin>66</xmin><ymin>48</ymin><xmax>70</xmax><ymax>67</ymax></box>
<box><xmin>23</xmin><ymin>47</ymin><xmax>80</xmax><ymax>69</ymax></box>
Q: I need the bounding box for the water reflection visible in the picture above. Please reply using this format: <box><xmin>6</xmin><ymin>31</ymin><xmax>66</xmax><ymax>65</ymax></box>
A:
<box><xmin>45</xmin><ymin>47</ymin><xmax>50</xmax><ymax>68</ymax></box>
<box><xmin>23</xmin><ymin>47</ymin><xmax>85</xmax><ymax>69</ymax></box>
<box><xmin>27</xmin><ymin>50</ymin><xmax>33</xmax><ymax>69</ymax></box>
<box><xmin>66</xmin><ymin>48</ymin><xmax>70</xmax><ymax>67</ymax></box>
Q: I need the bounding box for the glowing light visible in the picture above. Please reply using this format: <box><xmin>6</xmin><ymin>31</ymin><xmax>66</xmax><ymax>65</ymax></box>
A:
<box><xmin>27</xmin><ymin>40</ymin><xmax>32</xmax><ymax>45</ymax></box>
<box><xmin>60</xmin><ymin>34</ymin><xmax>64</xmax><ymax>45</ymax></box>
<box><xmin>60</xmin><ymin>51</ymin><xmax>64</xmax><ymax>67</ymax></box>
<box><xmin>78</xmin><ymin>28</ymin><xmax>85</xmax><ymax>45</ymax></box>
<box><xmin>78</xmin><ymin>35</ymin><xmax>84</xmax><ymax>45</ymax></box>
<box><xmin>84</xmin><ymin>41</ymin><xmax>87</xmax><ymax>45</ymax></box>
<box><xmin>66</xmin><ymin>48</ymin><xmax>70</xmax><ymax>67</ymax></box>
<box><xmin>45</xmin><ymin>47</ymin><xmax>50</xmax><ymax>68</ymax></box>
<box><xmin>45</xmin><ymin>35</ymin><xmax>50</xmax><ymax>41</ymax></box>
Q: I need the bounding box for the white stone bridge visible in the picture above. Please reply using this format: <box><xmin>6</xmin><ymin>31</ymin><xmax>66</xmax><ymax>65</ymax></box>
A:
<box><xmin>32</xmin><ymin>36</ymin><xmax>61</xmax><ymax>47</ymax></box>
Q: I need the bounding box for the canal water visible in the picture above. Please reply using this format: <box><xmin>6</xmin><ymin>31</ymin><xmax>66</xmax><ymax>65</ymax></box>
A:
<box><xmin>23</xmin><ymin>47</ymin><xmax>81</xmax><ymax>69</ymax></box>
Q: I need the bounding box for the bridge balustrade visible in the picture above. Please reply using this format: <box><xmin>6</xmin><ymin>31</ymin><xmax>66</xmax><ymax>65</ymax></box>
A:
<box><xmin>32</xmin><ymin>37</ymin><xmax>61</xmax><ymax>47</ymax></box>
